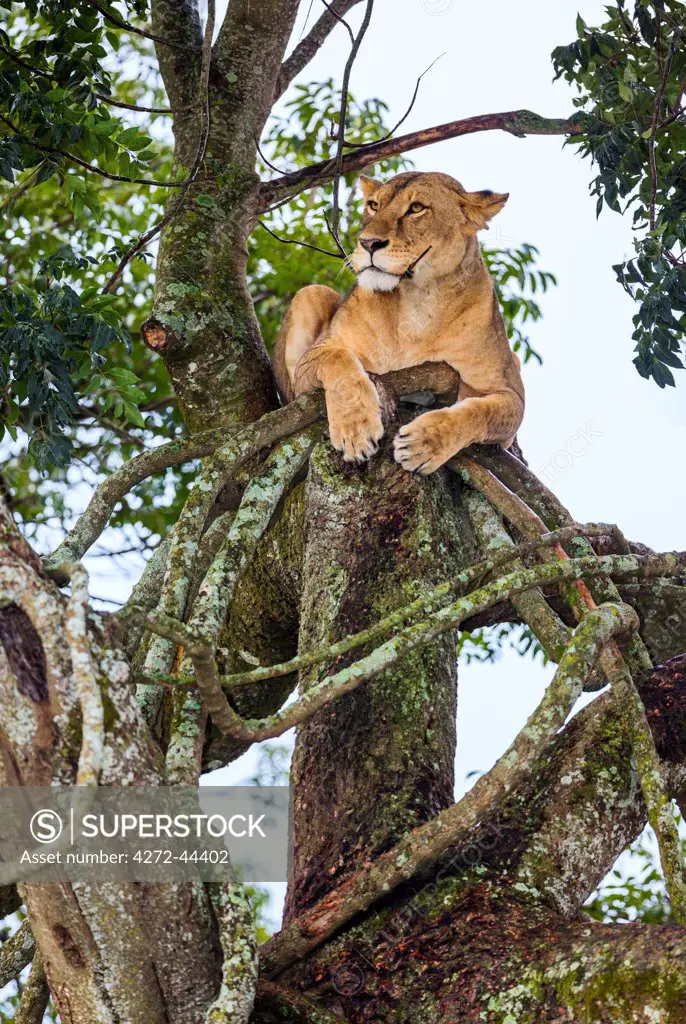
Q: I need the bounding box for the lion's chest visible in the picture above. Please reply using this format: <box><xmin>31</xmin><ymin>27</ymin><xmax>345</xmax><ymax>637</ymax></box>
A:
<box><xmin>360</xmin><ymin>292</ymin><xmax>456</xmax><ymax>373</ymax></box>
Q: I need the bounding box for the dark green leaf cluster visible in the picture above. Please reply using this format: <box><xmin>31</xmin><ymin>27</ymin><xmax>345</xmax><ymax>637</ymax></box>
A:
<box><xmin>0</xmin><ymin>249</ymin><xmax>133</xmax><ymax>468</ymax></box>
<box><xmin>552</xmin><ymin>0</ymin><xmax>686</xmax><ymax>386</ymax></box>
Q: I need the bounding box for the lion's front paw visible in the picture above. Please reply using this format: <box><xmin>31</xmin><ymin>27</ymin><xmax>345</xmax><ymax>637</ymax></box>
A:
<box><xmin>326</xmin><ymin>375</ymin><xmax>384</xmax><ymax>463</ymax></box>
<box><xmin>393</xmin><ymin>409</ymin><xmax>466</xmax><ymax>475</ymax></box>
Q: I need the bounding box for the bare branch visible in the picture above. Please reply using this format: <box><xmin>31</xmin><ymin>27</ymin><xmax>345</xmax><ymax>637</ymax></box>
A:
<box><xmin>274</xmin><ymin>0</ymin><xmax>364</xmax><ymax>100</ymax></box>
<box><xmin>343</xmin><ymin>52</ymin><xmax>445</xmax><ymax>150</ymax></box>
<box><xmin>44</xmin><ymin>364</ymin><xmax>457</xmax><ymax>576</ymax></box>
<box><xmin>458</xmin><ymin>448</ymin><xmax>654</xmax><ymax>678</ymax></box>
<box><xmin>94</xmin><ymin>91</ymin><xmax>180</xmax><ymax>114</ymax></box>
<box><xmin>329</xmin><ymin>0</ymin><xmax>374</xmax><ymax>252</ymax></box>
<box><xmin>143</xmin><ymin>551</ymin><xmax>686</xmax><ymax>745</ymax></box>
<box><xmin>133</xmin><ymin>523</ymin><xmax>638</xmax><ymax>694</ymax></box>
<box><xmin>257</xmin><ymin>219</ymin><xmax>346</xmax><ymax>259</ymax></box>
<box><xmin>464</xmin><ymin>487</ymin><xmax>571</xmax><ymax>663</ymax></box>
<box><xmin>45</xmin><ymin>393</ymin><xmax>323</xmax><ymax>576</ymax></box>
<box><xmin>454</xmin><ymin>454</ymin><xmax>686</xmax><ymax>917</ymax></box>
<box><xmin>258</xmin><ymin>109</ymin><xmax>581</xmax><ymax>211</ymax></box>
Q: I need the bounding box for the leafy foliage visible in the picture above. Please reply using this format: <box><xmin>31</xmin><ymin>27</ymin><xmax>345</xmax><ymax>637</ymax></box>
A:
<box><xmin>553</xmin><ymin>0</ymin><xmax>686</xmax><ymax>387</ymax></box>
<box><xmin>0</xmin><ymin>1</ymin><xmax>177</xmax><ymax>473</ymax></box>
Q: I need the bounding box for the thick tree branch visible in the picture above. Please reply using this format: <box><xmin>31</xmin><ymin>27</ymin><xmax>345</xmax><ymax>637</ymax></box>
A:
<box><xmin>260</xmin><ymin>602</ymin><xmax>638</xmax><ymax>976</ymax></box>
<box><xmin>463</xmin><ymin>447</ymin><xmax>654</xmax><ymax>678</ymax></box>
<box><xmin>206</xmin><ymin>881</ymin><xmax>257</xmax><ymax>1024</ymax></box>
<box><xmin>0</xmin><ymin>920</ymin><xmax>36</xmax><ymax>988</ymax></box>
<box><xmin>464</xmin><ymin>487</ymin><xmax>571</xmax><ymax>663</ymax></box>
<box><xmin>152</xmin><ymin>0</ymin><xmax>203</xmax><ymax>112</ymax></box>
<box><xmin>164</xmin><ymin>432</ymin><xmax>316</xmax><ymax>775</ymax></box>
<box><xmin>64</xmin><ymin>564</ymin><xmax>104</xmax><ymax>786</ymax></box>
<box><xmin>14</xmin><ymin>950</ymin><xmax>49</xmax><ymax>1024</ymax></box>
<box><xmin>280</xmin><ymin>876</ymin><xmax>686</xmax><ymax>1022</ymax></box>
<box><xmin>258</xmin><ymin>109</ymin><xmax>581</xmax><ymax>211</ymax></box>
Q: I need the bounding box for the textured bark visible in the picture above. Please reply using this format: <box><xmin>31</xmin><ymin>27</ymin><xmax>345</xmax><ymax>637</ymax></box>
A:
<box><xmin>149</xmin><ymin>0</ymin><xmax>301</xmax><ymax>432</ymax></box>
<box><xmin>284</xmin><ymin>396</ymin><xmax>475</xmax><ymax>917</ymax></box>
<box><xmin>258</xmin><ymin>654</ymin><xmax>686</xmax><ymax>1023</ymax></box>
<box><xmin>0</xmin><ymin>508</ymin><xmax>221</xmax><ymax>1024</ymax></box>
<box><xmin>269</xmin><ymin>880</ymin><xmax>686</xmax><ymax>1023</ymax></box>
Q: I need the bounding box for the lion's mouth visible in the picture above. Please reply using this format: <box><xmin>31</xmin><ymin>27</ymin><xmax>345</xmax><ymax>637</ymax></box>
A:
<box><xmin>357</xmin><ymin>246</ymin><xmax>433</xmax><ymax>282</ymax></box>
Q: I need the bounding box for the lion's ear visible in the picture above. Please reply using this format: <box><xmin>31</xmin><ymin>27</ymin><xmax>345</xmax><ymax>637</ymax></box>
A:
<box><xmin>461</xmin><ymin>190</ymin><xmax>509</xmax><ymax>231</ymax></box>
<box><xmin>359</xmin><ymin>175</ymin><xmax>382</xmax><ymax>200</ymax></box>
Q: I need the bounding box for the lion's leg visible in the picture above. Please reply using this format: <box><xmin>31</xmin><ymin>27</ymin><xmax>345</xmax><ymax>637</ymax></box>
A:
<box><xmin>394</xmin><ymin>383</ymin><xmax>524</xmax><ymax>476</ymax></box>
<box><xmin>272</xmin><ymin>285</ymin><xmax>342</xmax><ymax>403</ymax></box>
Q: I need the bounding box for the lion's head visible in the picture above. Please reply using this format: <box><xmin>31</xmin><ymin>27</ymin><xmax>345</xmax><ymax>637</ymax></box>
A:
<box><xmin>351</xmin><ymin>171</ymin><xmax>508</xmax><ymax>293</ymax></box>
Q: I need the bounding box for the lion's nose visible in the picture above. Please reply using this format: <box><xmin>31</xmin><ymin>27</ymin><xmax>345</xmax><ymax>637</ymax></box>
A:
<box><xmin>360</xmin><ymin>237</ymin><xmax>389</xmax><ymax>254</ymax></box>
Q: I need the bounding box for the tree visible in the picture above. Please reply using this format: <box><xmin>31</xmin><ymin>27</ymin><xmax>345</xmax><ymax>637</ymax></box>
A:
<box><xmin>1</xmin><ymin>0</ymin><xmax>686</xmax><ymax>1021</ymax></box>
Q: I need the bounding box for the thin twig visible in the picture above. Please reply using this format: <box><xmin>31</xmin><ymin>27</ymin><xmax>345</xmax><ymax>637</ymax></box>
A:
<box><xmin>257</xmin><ymin>219</ymin><xmax>346</xmax><ymax>259</ymax></box>
<box><xmin>0</xmin><ymin>112</ymin><xmax>185</xmax><ymax>189</ymax></box>
<box><xmin>648</xmin><ymin>27</ymin><xmax>680</xmax><ymax>229</ymax></box>
<box><xmin>329</xmin><ymin>0</ymin><xmax>374</xmax><ymax>254</ymax></box>
<box><xmin>274</xmin><ymin>0</ymin><xmax>361</xmax><ymax>99</ymax></box>
<box><xmin>343</xmin><ymin>52</ymin><xmax>445</xmax><ymax>149</ymax></box>
<box><xmin>319</xmin><ymin>0</ymin><xmax>356</xmax><ymax>44</ymax></box>
<box><xmin>0</xmin><ymin>162</ymin><xmax>46</xmax><ymax>212</ymax></box>
<box><xmin>85</xmin><ymin>0</ymin><xmax>200</xmax><ymax>52</ymax></box>
<box><xmin>94</xmin><ymin>91</ymin><xmax>182</xmax><ymax>115</ymax></box>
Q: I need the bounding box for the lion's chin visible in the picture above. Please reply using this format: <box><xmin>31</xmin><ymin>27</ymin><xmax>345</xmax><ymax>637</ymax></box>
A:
<box><xmin>357</xmin><ymin>268</ymin><xmax>401</xmax><ymax>293</ymax></box>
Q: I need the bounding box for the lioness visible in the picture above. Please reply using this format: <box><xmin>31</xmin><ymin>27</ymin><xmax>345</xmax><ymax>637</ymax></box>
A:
<box><xmin>272</xmin><ymin>171</ymin><xmax>525</xmax><ymax>474</ymax></box>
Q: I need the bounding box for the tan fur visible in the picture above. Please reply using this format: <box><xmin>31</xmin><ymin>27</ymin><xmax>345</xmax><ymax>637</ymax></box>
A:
<box><xmin>272</xmin><ymin>171</ymin><xmax>525</xmax><ymax>474</ymax></box>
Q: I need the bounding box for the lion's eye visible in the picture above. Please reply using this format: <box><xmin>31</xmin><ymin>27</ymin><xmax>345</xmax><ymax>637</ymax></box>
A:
<box><xmin>367</xmin><ymin>200</ymin><xmax>379</xmax><ymax>212</ymax></box>
<box><xmin>408</xmin><ymin>202</ymin><xmax>426</xmax><ymax>214</ymax></box>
